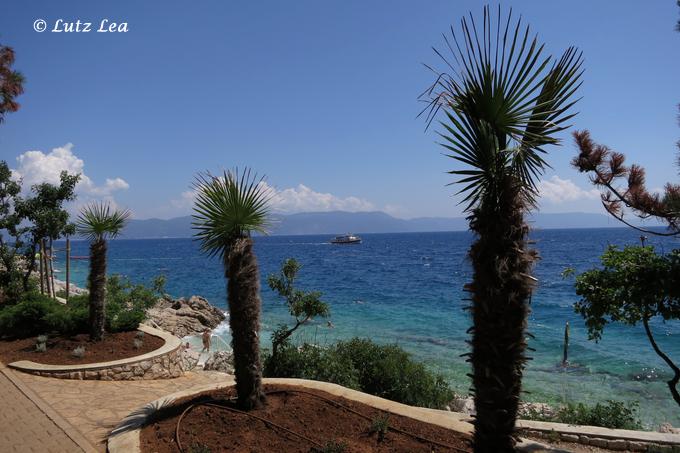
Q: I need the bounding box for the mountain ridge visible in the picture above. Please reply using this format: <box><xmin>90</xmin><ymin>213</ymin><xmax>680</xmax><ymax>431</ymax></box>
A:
<box><xmin>119</xmin><ymin>211</ymin><xmax>629</xmax><ymax>239</ymax></box>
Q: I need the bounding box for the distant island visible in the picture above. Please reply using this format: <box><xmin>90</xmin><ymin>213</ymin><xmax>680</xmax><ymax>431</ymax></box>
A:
<box><xmin>118</xmin><ymin>211</ymin><xmax>636</xmax><ymax>239</ymax></box>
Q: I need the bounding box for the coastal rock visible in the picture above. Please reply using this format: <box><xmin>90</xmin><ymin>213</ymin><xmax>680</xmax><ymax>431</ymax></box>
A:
<box><xmin>658</xmin><ymin>422</ymin><xmax>680</xmax><ymax>434</ymax></box>
<box><xmin>447</xmin><ymin>396</ymin><xmax>556</xmax><ymax>419</ymax></box>
<box><xmin>144</xmin><ymin>295</ymin><xmax>226</xmax><ymax>338</ymax></box>
<box><xmin>179</xmin><ymin>347</ymin><xmax>200</xmax><ymax>372</ymax></box>
<box><xmin>203</xmin><ymin>351</ymin><xmax>234</xmax><ymax>374</ymax></box>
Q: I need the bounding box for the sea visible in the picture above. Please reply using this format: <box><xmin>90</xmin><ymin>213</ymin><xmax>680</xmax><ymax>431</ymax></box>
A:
<box><xmin>53</xmin><ymin>228</ymin><xmax>680</xmax><ymax>427</ymax></box>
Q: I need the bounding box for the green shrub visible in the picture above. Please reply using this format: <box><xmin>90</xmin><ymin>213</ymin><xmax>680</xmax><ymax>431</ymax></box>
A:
<box><xmin>0</xmin><ymin>292</ymin><xmax>68</xmax><ymax>337</ymax></box>
<box><xmin>0</xmin><ymin>274</ymin><xmax>162</xmax><ymax>338</ymax></box>
<box><xmin>523</xmin><ymin>400</ymin><xmax>642</xmax><ymax>430</ymax></box>
<box><xmin>263</xmin><ymin>338</ymin><xmax>454</xmax><ymax>409</ymax></box>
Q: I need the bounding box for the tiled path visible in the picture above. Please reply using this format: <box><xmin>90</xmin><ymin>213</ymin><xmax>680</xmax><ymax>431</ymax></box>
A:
<box><xmin>1</xmin><ymin>365</ymin><xmax>233</xmax><ymax>452</ymax></box>
<box><xmin>0</xmin><ymin>364</ymin><xmax>87</xmax><ymax>452</ymax></box>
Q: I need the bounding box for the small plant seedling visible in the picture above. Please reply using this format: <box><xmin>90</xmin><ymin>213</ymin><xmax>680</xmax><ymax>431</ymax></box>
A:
<box><xmin>35</xmin><ymin>342</ymin><xmax>47</xmax><ymax>353</ymax></box>
<box><xmin>72</xmin><ymin>346</ymin><xmax>86</xmax><ymax>358</ymax></box>
<box><xmin>188</xmin><ymin>444</ymin><xmax>211</xmax><ymax>453</ymax></box>
<box><xmin>133</xmin><ymin>338</ymin><xmax>144</xmax><ymax>349</ymax></box>
<box><xmin>312</xmin><ymin>440</ymin><xmax>348</xmax><ymax>453</ymax></box>
<box><xmin>135</xmin><ymin>331</ymin><xmax>145</xmax><ymax>339</ymax></box>
<box><xmin>369</xmin><ymin>413</ymin><xmax>390</xmax><ymax>442</ymax></box>
<box><xmin>36</xmin><ymin>335</ymin><xmax>48</xmax><ymax>344</ymax></box>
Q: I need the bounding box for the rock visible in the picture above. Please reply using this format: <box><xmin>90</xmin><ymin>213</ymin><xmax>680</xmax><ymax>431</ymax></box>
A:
<box><xmin>658</xmin><ymin>422</ymin><xmax>680</xmax><ymax>434</ymax></box>
<box><xmin>204</xmin><ymin>351</ymin><xmax>235</xmax><ymax>374</ymax></box>
<box><xmin>449</xmin><ymin>396</ymin><xmax>475</xmax><ymax>414</ymax></box>
<box><xmin>179</xmin><ymin>348</ymin><xmax>200</xmax><ymax>372</ymax></box>
<box><xmin>144</xmin><ymin>295</ymin><xmax>226</xmax><ymax>338</ymax></box>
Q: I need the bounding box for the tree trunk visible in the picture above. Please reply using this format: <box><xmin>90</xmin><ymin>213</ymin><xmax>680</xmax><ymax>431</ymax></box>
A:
<box><xmin>468</xmin><ymin>180</ymin><xmax>536</xmax><ymax>452</ymax></box>
<box><xmin>88</xmin><ymin>239</ymin><xmax>107</xmax><ymax>341</ymax></box>
<box><xmin>226</xmin><ymin>236</ymin><xmax>266</xmax><ymax>410</ymax></box>
<box><xmin>643</xmin><ymin>318</ymin><xmax>680</xmax><ymax>408</ymax></box>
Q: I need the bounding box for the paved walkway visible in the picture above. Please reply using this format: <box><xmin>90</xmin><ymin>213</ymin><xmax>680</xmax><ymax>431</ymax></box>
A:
<box><xmin>0</xmin><ymin>365</ymin><xmax>87</xmax><ymax>452</ymax></box>
<box><xmin>2</xmin><ymin>366</ymin><xmax>233</xmax><ymax>452</ymax></box>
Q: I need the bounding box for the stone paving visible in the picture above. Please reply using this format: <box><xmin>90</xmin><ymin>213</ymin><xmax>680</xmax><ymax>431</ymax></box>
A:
<box><xmin>4</xmin><ymin>367</ymin><xmax>233</xmax><ymax>452</ymax></box>
<box><xmin>0</xmin><ymin>366</ymin><xmax>85</xmax><ymax>453</ymax></box>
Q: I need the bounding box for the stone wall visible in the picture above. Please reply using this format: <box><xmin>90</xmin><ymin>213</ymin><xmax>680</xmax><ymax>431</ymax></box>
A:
<box><xmin>28</xmin><ymin>347</ymin><xmax>186</xmax><ymax>380</ymax></box>
<box><xmin>10</xmin><ymin>325</ymin><xmax>188</xmax><ymax>381</ymax></box>
<box><xmin>520</xmin><ymin>428</ymin><xmax>680</xmax><ymax>452</ymax></box>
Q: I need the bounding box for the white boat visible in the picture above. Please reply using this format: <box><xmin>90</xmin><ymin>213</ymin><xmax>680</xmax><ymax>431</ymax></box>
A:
<box><xmin>330</xmin><ymin>234</ymin><xmax>362</xmax><ymax>244</ymax></box>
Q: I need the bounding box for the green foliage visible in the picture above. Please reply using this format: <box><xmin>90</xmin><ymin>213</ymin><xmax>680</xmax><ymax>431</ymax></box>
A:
<box><xmin>68</xmin><ymin>274</ymin><xmax>162</xmax><ymax>332</ymax></box>
<box><xmin>574</xmin><ymin>246</ymin><xmax>680</xmax><ymax>341</ymax></box>
<box><xmin>188</xmin><ymin>445</ymin><xmax>211</xmax><ymax>453</ymax></box>
<box><xmin>0</xmin><ymin>292</ymin><xmax>79</xmax><ymax>338</ymax></box>
<box><xmin>0</xmin><ymin>274</ymin><xmax>162</xmax><ymax>338</ymax></box>
<box><xmin>263</xmin><ymin>338</ymin><xmax>454</xmax><ymax>409</ymax></box>
<box><xmin>523</xmin><ymin>400</ymin><xmax>642</xmax><ymax>430</ymax></box>
<box><xmin>192</xmin><ymin>168</ymin><xmax>272</xmax><ymax>260</ymax></box>
<box><xmin>76</xmin><ymin>202</ymin><xmax>131</xmax><ymax>241</ymax></box>
<box><xmin>0</xmin><ymin>160</ymin><xmax>79</xmax><ymax>301</ymax></box>
<box><xmin>267</xmin><ymin>258</ymin><xmax>330</xmax><ymax>354</ymax></box>
<box><xmin>368</xmin><ymin>414</ymin><xmax>390</xmax><ymax>442</ymax></box>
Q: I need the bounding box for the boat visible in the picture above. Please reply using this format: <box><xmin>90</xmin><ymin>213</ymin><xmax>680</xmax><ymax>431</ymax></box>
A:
<box><xmin>330</xmin><ymin>234</ymin><xmax>362</xmax><ymax>244</ymax></box>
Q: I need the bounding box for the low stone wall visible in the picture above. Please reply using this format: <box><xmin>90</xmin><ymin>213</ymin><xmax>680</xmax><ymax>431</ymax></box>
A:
<box><xmin>9</xmin><ymin>325</ymin><xmax>186</xmax><ymax>381</ymax></box>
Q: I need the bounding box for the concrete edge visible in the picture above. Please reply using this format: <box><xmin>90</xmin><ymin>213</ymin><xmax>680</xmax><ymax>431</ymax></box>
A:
<box><xmin>516</xmin><ymin>418</ymin><xmax>680</xmax><ymax>446</ymax></box>
<box><xmin>108</xmin><ymin>377</ymin><xmax>474</xmax><ymax>452</ymax></box>
<box><xmin>8</xmin><ymin>325</ymin><xmax>181</xmax><ymax>373</ymax></box>
<box><xmin>0</xmin><ymin>362</ymin><xmax>99</xmax><ymax>453</ymax></box>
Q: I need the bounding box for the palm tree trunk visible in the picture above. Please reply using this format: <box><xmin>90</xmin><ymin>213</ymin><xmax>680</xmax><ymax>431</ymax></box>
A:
<box><xmin>468</xmin><ymin>180</ymin><xmax>535</xmax><ymax>452</ymax></box>
<box><xmin>88</xmin><ymin>238</ymin><xmax>107</xmax><ymax>341</ymax></box>
<box><xmin>226</xmin><ymin>237</ymin><xmax>266</xmax><ymax>410</ymax></box>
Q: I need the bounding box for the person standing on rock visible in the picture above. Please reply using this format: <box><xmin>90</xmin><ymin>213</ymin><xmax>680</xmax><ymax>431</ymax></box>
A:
<box><xmin>202</xmin><ymin>328</ymin><xmax>212</xmax><ymax>353</ymax></box>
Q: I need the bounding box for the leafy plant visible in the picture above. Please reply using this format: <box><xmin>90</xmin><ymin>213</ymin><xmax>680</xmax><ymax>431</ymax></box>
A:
<box><xmin>574</xmin><ymin>245</ymin><xmax>680</xmax><ymax>407</ymax></box>
<box><xmin>71</xmin><ymin>346</ymin><xmax>85</xmax><ymax>358</ymax></box>
<box><xmin>523</xmin><ymin>400</ymin><xmax>642</xmax><ymax>430</ymax></box>
<box><xmin>35</xmin><ymin>342</ymin><xmax>46</xmax><ymax>353</ymax></box>
<box><xmin>263</xmin><ymin>338</ymin><xmax>454</xmax><ymax>409</ymax></box>
<box><xmin>133</xmin><ymin>338</ymin><xmax>143</xmax><ymax>349</ymax></box>
<box><xmin>188</xmin><ymin>444</ymin><xmax>211</xmax><ymax>453</ymax></box>
<box><xmin>267</xmin><ymin>258</ymin><xmax>330</xmax><ymax>357</ymax></box>
<box><xmin>368</xmin><ymin>414</ymin><xmax>390</xmax><ymax>442</ymax></box>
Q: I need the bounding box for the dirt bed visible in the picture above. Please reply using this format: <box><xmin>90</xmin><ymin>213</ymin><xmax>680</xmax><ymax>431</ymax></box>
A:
<box><xmin>140</xmin><ymin>384</ymin><xmax>473</xmax><ymax>453</ymax></box>
<box><xmin>0</xmin><ymin>330</ymin><xmax>164</xmax><ymax>365</ymax></box>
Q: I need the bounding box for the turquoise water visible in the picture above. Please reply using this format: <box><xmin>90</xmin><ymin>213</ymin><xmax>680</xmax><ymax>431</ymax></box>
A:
<box><xmin>54</xmin><ymin>229</ymin><xmax>680</xmax><ymax>427</ymax></box>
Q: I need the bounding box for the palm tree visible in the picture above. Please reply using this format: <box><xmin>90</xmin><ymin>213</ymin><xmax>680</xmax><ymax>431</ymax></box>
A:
<box><xmin>76</xmin><ymin>202</ymin><xmax>130</xmax><ymax>341</ymax></box>
<box><xmin>192</xmin><ymin>168</ymin><xmax>272</xmax><ymax>410</ymax></box>
<box><xmin>423</xmin><ymin>7</ymin><xmax>583</xmax><ymax>451</ymax></box>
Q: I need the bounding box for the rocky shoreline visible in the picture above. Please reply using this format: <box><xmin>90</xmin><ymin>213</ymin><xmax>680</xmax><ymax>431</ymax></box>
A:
<box><xmin>144</xmin><ymin>294</ymin><xmax>226</xmax><ymax>338</ymax></box>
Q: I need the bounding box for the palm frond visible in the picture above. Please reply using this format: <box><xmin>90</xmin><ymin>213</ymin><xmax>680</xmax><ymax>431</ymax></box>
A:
<box><xmin>192</xmin><ymin>168</ymin><xmax>273</xmax><ymax>259</ymax></box>
<box><xmin>422</xmin><ymin>5</ymin><xmax>583</xmax><ymax>211</ymax></box>
<box><xmin>76</xmin><ymin>202</ymin><xmax>131</xmax><ymax>242</ymax></box>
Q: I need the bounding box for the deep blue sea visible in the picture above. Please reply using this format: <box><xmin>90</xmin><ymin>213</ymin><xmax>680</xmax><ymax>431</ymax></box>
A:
<box><xmin>54</xmin><ymin>228</ymin><xmax>680</xmax><ymax>427</ymax></box>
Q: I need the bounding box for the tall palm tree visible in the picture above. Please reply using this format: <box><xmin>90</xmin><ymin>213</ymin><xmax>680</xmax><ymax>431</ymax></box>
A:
<box><xmin>424</xmin><ymin>7</ymin><xmax>583</xmax><ymax>451</ymax></box>
<box><xmin>192</xmin><ymin>168</ymin><xmax>272</xmax><ymax>410</ymax></box>
<box><xmin>76</xmin><ymin>202</ymin><xmax>130</xmax><ymax>341</ymax></box>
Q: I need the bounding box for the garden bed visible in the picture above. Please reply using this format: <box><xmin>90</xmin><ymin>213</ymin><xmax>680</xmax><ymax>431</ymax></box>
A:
<box><xmin>139</xmin><ymin>383</ymin><xmax>472</xmax><ymax>453</ymax></box>
<box><xmin>0</xmin><ymin>330</ymin><xmax>164</xmax><ymax>365</ymax></box>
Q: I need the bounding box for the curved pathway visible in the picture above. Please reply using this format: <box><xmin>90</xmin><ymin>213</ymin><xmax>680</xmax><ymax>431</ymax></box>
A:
<box><xmin>1</xmin><ymin>364</ymin><xmax>232</xmax><ymax>452</ymax></box>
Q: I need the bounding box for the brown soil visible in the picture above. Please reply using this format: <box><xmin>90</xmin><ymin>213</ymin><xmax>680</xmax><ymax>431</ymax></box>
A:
<box><xmin>140</xmin><ymin>384</ymin><xmax>472</xmax><ymax>453</ymax></box>
<box><xmin>0</xmin><ymin>330</ymin><xmax>165</xmax><ymax>365</ymax></box>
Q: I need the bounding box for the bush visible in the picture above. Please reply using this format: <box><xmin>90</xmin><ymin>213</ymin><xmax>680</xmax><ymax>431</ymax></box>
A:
<box><xmin>0</xmin><ymin>292</ymin><xmax>70</xmax><ymax>338</ymax></box>
<box><xmin>523</xmin><ymin>400</ymin><xmax>642</xmax><ymax>430</ymax></box>
<box><xmin>0</xmin><ymin>274</ymin><xmax>162</xmax><ymax>338</ymax></box>
<box><xmin>263</xmin><ymin>338</ymin><xmax>454</xmax><ymax>409</ymax></box>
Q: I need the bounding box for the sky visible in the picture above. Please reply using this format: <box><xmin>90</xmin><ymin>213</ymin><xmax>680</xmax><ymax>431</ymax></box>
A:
<box><xmin>0</xmin><ymin>0</ymin><xmax>678</xmax><ymax>220</ymax></box>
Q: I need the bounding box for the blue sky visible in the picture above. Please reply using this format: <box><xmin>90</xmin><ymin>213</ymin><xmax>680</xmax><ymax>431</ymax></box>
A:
<box><xmin>1</xmin><ymin>0</ymin><xmax>678</xmax><ymax>219</ymax></box>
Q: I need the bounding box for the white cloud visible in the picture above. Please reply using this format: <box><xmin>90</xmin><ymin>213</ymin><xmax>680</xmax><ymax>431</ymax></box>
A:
<box><xmin>267</xmin><ymin>183</ymin><xmax>374</xmax><ymax>213</ymax></box>
<box><xmin>11</xmin><ymin>143</ymin><xmax>130</xmax><ymax>198</ymax></box>
<box><xmin>9</xmin><ymin>144</ymin><xmax>130</xmax><ymax>216</ymax></box>
<box><xmin>537</xmin><ymin>176</ymin><xmax>600</xmax><ymax>204</ymax></box>
<box><xmin>168</xmin><ymin>182</ymin><xmax>375</xmax><ymax>216</ymax></box>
